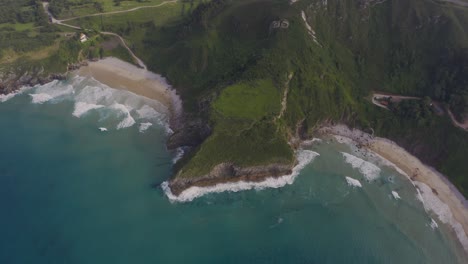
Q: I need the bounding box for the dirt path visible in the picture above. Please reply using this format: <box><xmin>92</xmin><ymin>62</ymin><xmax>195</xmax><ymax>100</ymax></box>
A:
<box><xmin>276</xmin><ymin>73</ymin><xmax>294</xmax><ymax>121</ymax></box>
<box><xmin>100</xmin><ymin>32</ymin><xmax>147</xmax><ymax>70</ymax></box>
<box><xmin>59</xmin><ymin>0</ymin><xmax>178</xmax><ymax>22</ymax></box>
<box><xmin>447</xmin><ymin>108</ymin><xmax>468</xmax><ymax>131</ymax></box>
<box><xmin>42</xmin><ymin>1</ymin><xmax>158</xmax><ymax>69</ymax></box>
<box><xmin>371</xmin><ymin>92</ymin><xmax>468</xmax><ymax>132</ymax></box>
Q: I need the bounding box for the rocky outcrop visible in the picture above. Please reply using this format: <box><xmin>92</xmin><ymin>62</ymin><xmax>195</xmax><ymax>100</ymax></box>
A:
<box><xmin>168</xmin><ymin>162</ymin><xmax>295</xmax><ymax>195</ymax></box>
<box><xmin>0</xmin><ymin>67</ymin><xmax>66</xmax><ymax>95</ymax></box>
<box><xmin>166</xmin><ymin>116</ymin><xmax>212</xmax><ymax>149</ymax></box>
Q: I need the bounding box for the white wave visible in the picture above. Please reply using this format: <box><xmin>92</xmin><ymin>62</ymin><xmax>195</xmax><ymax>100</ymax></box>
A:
<box><xmin>392</xmin><ymin>191</ymin><xmax>401</xmax><ymax>200</ymax></box>
<box><xmin>31</xmin><ymin>82</ymin><xmax>74</xmax><ymax>104</ymax></box>
<box><xmin>341</xmin><ymin>152</ymin><xmax>381</xmax><ymax>181</ymax></box>
<box><xmin>414</xmin><ymin>181</ymin><xmax>468</xmax><ymax>251</ymax></box>
<box><xmin>137</xmin><ymin>105</ymin><xmax>161</xmax><ymax>120</ymax></box>
<box><xmin>99</xmin><ymin>127</ymin><xmax>108</xmax><ymax>132</ymax></box>
<box><xmin>139</xmin><ymin>122</ymin><xmax>152</xmax><ymax>133</ymax></box>
<box><xmin>430</xmin><ymin>218</ymin><xmax>439</xmax><ymax>229</ymax></box>
<box><xmin>172</xmin><ymin>147</ymin><xmax>185</xmax><ymax>164</ymax></box>
<box><xmin>74</xmin><ymin>85</ymin><xmax>114</xmax><ymax>104</ymax></box>
<box><xmin>18</xmin><ymin>76</ymin><xmax>171</xmax><ymax>132</ymax></box>
<box><xmin>369</xmin><ymin>151</ymin><xmax>409</xmax><ymax>178</ymax></box>
<box><xmin>301</xmin><ymin>138</ymin><xmax>322</xmax><ymax>146</ymax></box>
<box><xmin>111</xmin><ymin>103</ymin><xmax>136</xmax><ymax>129</ymax></box>
<box><xmin>73</xmin><ymin>102</ymin><xmax>104</xmax><ymax>117</ymax></box>
<box><xmin>345</xmin><ymin>176</ymin><xmax>362</xmax><ymax>188</ymax></box>
<box><xmin>30</xmin><ymin>93</ymin><xmax>53</xmax><ymax>104</ymax></box>
<box><xmin>0</xmin><ymin>86</ymin><xmax>33</xmax><ymax>102</ymax></box>
<box><xmin>162</xmin><ymin>150</ymin><xmax>320</xmax><ymax>202</ymax></box>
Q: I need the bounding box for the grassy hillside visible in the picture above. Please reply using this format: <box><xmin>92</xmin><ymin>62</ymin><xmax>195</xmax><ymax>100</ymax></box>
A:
<box><xmin>138</xmin><ymin>0</ymin><xmax>468</xmax><ymax>195</ymax></box>
<box><xmin>0</xmin><ymin>0</ymin><xmax>466</xmax><ymax>195</ymax></box>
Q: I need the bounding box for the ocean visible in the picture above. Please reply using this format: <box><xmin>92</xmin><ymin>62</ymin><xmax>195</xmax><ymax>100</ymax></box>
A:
<box><xmin>0</xmin><ymin>77</ymin><xmax>466</xmax><ymax>263</ymax></box>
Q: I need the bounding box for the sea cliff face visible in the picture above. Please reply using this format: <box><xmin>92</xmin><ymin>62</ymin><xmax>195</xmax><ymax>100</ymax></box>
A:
<box><xmin>169</xmin><ymin>162</ymin><xmax>294</xmax><ymax>195</ymax></box>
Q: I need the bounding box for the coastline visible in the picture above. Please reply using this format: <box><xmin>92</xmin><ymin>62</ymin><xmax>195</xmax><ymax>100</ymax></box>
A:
<box><xmin>76</xmin><ymin>57</ymin><xmax>183</xmax><ymax>121</ymax></box>
<box><xmin>319</xmin><ymin>124</ymin><xmax>468</xmax><ymax>252</ymax></box>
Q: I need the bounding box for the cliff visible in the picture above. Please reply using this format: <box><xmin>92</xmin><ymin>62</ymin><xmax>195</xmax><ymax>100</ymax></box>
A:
<box><xmin>169</xmin><ymin>162</ymin><xmax>294</xmax><ymax>195</ymax></box>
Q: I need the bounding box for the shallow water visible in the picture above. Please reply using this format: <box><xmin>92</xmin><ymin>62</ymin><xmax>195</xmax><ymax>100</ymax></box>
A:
<box><xmin>0</xmin><ymin>78</ymin><xmax>466</xmax><ymax>263</ymax></box>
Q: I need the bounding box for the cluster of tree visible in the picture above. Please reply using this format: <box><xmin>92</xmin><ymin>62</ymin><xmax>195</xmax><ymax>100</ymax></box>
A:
<box><xmin>430</xmin><ymin>49</ymin><xmax>468</xmax><ymax>121</ymax></box>
<box><xmin>0</xmin><ymin>0</ymin><xmax>48</xmax><ymax>25</ymax></box>
<box><xmin>389</xmin><ymin>98</ymin><xmax>434</xmax><ymax>126</ymax></box>
<box><xmin>0</xmin><ymin>30</ymin><xmax>56</xmax><ymax>54</ymax></box>
<box><xmin>180</xmin><ymin>0</ymin><xmax>227</xmax><ymax>34</ymax></box>
<box><xmin>113</xmin><ymin>0</ymin><xmax>146</xmax><ymax>6</ymax></box>
<box><xmin>49</xmin><ymin>0</ymin><xmax>102</xmax><ymax>17</ymax></box>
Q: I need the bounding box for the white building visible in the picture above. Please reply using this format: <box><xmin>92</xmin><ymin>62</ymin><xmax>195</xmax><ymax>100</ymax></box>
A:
<box><xmin>80</xmin><ymin>33</ymin><xmax>88</xmax><ymax>43</ymax></box>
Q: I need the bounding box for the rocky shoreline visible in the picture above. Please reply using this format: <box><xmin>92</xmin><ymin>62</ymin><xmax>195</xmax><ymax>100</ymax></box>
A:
<box><xmin>168</xmin><ymin>162</ymin><xmax>294</xmax><ymax>196</ymax></box>
<box><xmin>0</xmin><ymin>62</ymin><xmax>89</xmax><ymax>95</ymax></box>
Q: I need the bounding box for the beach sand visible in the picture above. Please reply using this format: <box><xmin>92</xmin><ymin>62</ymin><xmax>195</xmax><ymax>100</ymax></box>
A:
<box><xmin>76</xmin><ymin>57</ymin><xmax>182</xmax><ymax>118</ymax></box>
<box><xmin>320</xmin><ymin>124</ymin><xmax>468</xmax><ymax>252</ymax></box>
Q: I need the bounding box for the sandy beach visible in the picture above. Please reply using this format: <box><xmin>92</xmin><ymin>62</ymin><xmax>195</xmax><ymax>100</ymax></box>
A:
<box><xmin>76</xmin><ymin>57</ymin><xmax>182</xmax><ymax>119</ymax></box>
<box><xmin>320</xmin><ymin>124</ymin><xmax>468</xmax><ymax>252</ymax></box>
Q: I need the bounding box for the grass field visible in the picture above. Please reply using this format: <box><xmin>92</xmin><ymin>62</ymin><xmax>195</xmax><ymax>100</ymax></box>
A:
<box><xmin>52</xmin><ymin>0</ymin><xmax>174</xmax><ymax>19</ymax></box>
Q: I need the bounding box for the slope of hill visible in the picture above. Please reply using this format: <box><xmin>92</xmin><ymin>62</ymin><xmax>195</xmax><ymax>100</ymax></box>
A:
<box><xmin>137</xmin><ymin>0</ymin><xmax>468</xmax><ymax>195</ymax></box>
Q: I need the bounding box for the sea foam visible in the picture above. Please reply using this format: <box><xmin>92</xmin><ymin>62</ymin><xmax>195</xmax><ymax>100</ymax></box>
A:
<box><xmin>30</xmin><ymin>83</ymin><xmax>74</xmax><ymax>104</ymax></box>
<box><xmin>162</xmin><ymin>150</ymin><xmax>320</xmax><ymax>202</ymax></box>
<box><xmin>111</xmin><ymin>103</ymin><xmax>136</xmax><ymax>129</ymax></box>
<box><xmin>73</xmin><ymin>102</ymin><xmax>104</xmax><ymax>117</ymax></box>
<box><xmin>345</xmin><ymin>176</ymin><xmax>362</xmax><ymax>188</ymax></box>
<box><xmin>139</xmin><ymin>122</ymin><xmax>152</xmax><ymax>133</ymax></box>
<box><xmin>341</xmin><ymin>152</ymin><xmax>381</xmax><ymax>181</ymax></box>
<box><xmin>392</xmin><ymin>191</ymin><xmax>401</xmax><ymax>200</ymax></box>
<box><xmin>415</xmin><ymin>181</ymin><xmax>468</xmax><ymax>251</ymax></box>
<box><xmin>0</xmin><ymin>86</ymin><xmax>33</xmax><ymax>102</ymax></box>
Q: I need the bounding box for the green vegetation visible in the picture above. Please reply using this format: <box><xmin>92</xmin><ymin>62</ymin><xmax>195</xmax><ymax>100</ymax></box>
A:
<box><xmin>0</xmin><ymin>0</ymin><xmax>467</xmax><ymax>195</ymax></box>
<box><xmin>0</xmin><ymin>0</ymin><xmax>80</xmax><ymax>75</ymax></box>
<box><xmin>137</xmin><ymin>0</ymin><xmax>468</xmax><ymax>195</ymax></box>
<box><xmin>49</xmin><ymin>0</ymin><xmax>170</xmax><ymax>19</ymax></box>
<box><xmin>213</xmin><ymin>79</ymin><xmax>281</xmax><ymax>120</ymax></box>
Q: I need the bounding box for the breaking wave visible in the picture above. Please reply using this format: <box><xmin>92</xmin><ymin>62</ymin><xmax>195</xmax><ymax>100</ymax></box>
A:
<box><xmin>345</xmin><ymin>176</ymin><xmax>362</xmax><ymax>188</ymax></box>
<box><xmin>415</xmin><ymin>181</ymin><xmax>468</xmax><ymax>251</ymax></box>
<box><xmin>3</xmin><ymin>76</ymin><xmax>170</xmax><ymax>132</ymax></box>
<box><xmin>0</xmin><ymin>86</ymin><xmax>33</xmax><ymax>102</ymax></box>
<box><xmin>341</xmin><ymin>152</ymin><xmax>381</xmax><ymax>181</ymax></box>
<box><xmin>162</xmin><ymin>150</ymin><xmax>320</xmax><ymax>202</ymax></box>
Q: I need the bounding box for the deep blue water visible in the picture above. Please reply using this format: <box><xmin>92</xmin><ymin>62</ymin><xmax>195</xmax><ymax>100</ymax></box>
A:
<box><xmin>0</xmin><ymin>78</ymin><xmax>466</xmax><ymax>263</ymax></box>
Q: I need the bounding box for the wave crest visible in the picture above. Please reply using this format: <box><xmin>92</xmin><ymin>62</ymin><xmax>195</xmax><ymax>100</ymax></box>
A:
<box><xmin>162</xmin><ymin>150</ymin><xmax>320</xmax><ymax>202</ymax></box>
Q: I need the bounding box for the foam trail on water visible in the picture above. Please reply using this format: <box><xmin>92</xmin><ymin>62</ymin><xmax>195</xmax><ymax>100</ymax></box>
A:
<box><xmin>345</xmin><ymin>176</ymin><xmax>362</xmax><ymax>188</ymax></box>
<box><xmin>30</xmin><ymin>83</ymin><xmax>74</xmax><ymax>104</ymax></box>
<box><xmin>111</xmin><ymin>103</ymin><xmax>136</xmax><ymax>129</ymax></box>
<box><xmin>0</xmin><ymin>86</ymin><xmax>33</xmax><ymax>102</ymax></box>
<box><xmin>341</xmin><ymin>152</ymin><xmax>381</xmax><ymax>181</ymax></box>
<box><xmin>415</xmin><ymin>181</ymin><xmax>468</xmax><ymax>251</ymax></box>
<box><xmin>139</xmin><ymin>122</ymin><xmax>152</xmax><ymax>133</ymax></box>
<box><xmin>30</xmin><ymin>93</ymin><xmax>53</xmax><ymax>104</ymax></box>
<box><xmin>162</xmin><ymin>150</ymin><xmax>320</xmax><ymax>202</ymax></box>
<box><xmin>392</xmin><ymin>191</ymin><xmax>401</xmax><ymax>200</ymax></box>
<box><xmin>99</xmin><ymin>127</ymin><xmax>108</xmax><ymax>132</ymax></box>
<box><xmin>73</xmin><ymin>102</ymin><xmax>104</xmax><ymax>117</ymax></box>
<box><xmin>172</xmin><ymin>147</ymin><xmax>185</xmax><ymax>164</ymax></box>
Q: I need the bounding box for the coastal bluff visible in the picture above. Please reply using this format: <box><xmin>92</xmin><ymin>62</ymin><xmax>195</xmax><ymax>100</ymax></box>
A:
<box><xmin>168</xmin><ymin>162</ymin><xmax>294</xmax><ymax>196</ymax></box>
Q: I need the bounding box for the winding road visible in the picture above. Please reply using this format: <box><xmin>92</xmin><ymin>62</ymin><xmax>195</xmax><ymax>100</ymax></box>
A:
<box><xmin>371</xmin><ymin>92</ymin><xmax>468</xmax><ymax>131</ymax></box>
<box><xmin>42</xmin><ymin>0</ymin><xmax>178</xmax><ymax>69</ymax></box>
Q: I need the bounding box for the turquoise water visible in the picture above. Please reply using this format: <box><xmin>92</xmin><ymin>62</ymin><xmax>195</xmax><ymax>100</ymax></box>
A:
<box><xmin>0</xmin><ymin>78</ymin><xmax>466</xmax><ymax>263</ymax></box>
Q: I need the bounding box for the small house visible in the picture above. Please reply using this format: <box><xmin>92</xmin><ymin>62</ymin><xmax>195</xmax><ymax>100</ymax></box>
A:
<box><xmin>80</xmin><ymin>33</ymin><xmax>88</xmax><ymax>43</ymax></box>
